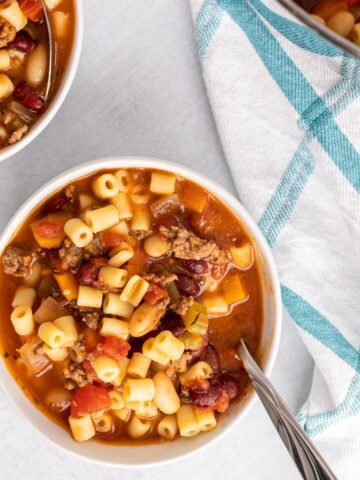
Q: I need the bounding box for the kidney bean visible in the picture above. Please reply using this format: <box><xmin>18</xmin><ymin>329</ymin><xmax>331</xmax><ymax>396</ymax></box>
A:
<box><xmin>9</xmin><ymin>30</ymin><xmax>37</xmax><ymax>53</ymax></box>
<box><xmin>77</xmin><ymin>262</ymin><xmax>101</xmax><ymax>286</ymax></box>
<box><xmin>189</xmin><ymin>331</ymin><xmax>209</xmax><ymax>362</ymax></box>
<box><xmin>42</xmin><ymin>195</ymin><xmax>67</xmax><ymax>214</ymax></box>
<box><xmin>160</xmin><ymin>313</ymin><xmax>185</xmax><ymax>337</ymax></box>
<box><xmin>176</xmin><ymin>275</ymin><xmax>200</xmax><ymax>296</ymax></box>
<box><xmin>155</xmin><ymin>213</ymin><xmax>183</xmax><ymax>230</ymax></box>
<box><xmin>179</xmin><ymin>259</ymin><xmax>209</xmax><ymax>274</ymax></box>
<box><xmin>201</xmin><ymin>344</ymin><xmax>220</xmax><ymax>373</ymax></box>
<box><xmin>190</xmin><ymin>382</ymin><xmax>221</xmax><ymax>407</ymax></box>
<box><xmin>14</xmin><ymin>82</ymin><xmax>45</xmax><ymax>113</ymax></box>
<box><xmin>219</xmin><ymin>374</ymin><xmax>239</xmax><ymax>400</ymax></box>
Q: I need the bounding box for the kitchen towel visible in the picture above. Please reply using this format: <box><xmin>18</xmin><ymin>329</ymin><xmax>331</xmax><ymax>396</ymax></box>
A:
<box><xmin>189</xmin><ymin>1</ymin><xmax>360</xmax><ymax>478</ymax></box>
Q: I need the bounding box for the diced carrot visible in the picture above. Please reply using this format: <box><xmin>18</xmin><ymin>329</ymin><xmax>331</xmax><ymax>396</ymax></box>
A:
<box><xmin>30</xmin><ymin>212</ymin><xmax>71</xmax><ymax>249</ymax></box>
<box><xmin>83</xmin><ymin>328</ymin><xmax>102</xmax><ymax>352</ymax></box>
<box><xmin>19</xmin><ymin>0</ymin><xmax>43</xmax><ymax>22</ymax></box>
<box><xmin>221</xmin><ymin>273</ymin><xmax>248</xmax><ymax>305</ymax></box>
<box><xmin>53</xmin><ymin>272</ymin><xmax>78</xmax><ymax>301</ymax></box>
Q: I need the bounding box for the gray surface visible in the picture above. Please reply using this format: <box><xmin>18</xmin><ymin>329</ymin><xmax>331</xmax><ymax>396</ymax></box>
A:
<box><xmin>0</xmin><ymin>1</ymin><xmax>314</xmax><ymax>479</ymax></box>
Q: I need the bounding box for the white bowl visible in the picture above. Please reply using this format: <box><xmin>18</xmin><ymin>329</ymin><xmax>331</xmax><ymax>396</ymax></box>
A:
<box><xmin>0</xmin><ymin>156</ymin><xmax>282</xmax><ymax>467</ymax></box>
<box><xmin>0</xmin><ymin>0</ymin><xmax>84</xmax><ymax>163</ymax></box>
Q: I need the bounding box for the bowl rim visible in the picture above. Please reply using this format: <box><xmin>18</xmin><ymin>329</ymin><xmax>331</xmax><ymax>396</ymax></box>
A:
<box><xmin>0</xmin><ymin>0</ymin><xmax>84</xmax><ymax>164</ymax></box>
<box><xmin>0</xmin><ymin>156</ymin><xmax>282</xmax><ymax>467</ymax></box>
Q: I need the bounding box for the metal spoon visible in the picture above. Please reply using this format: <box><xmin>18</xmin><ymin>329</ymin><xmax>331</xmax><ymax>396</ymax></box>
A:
<box><xmin>40</xmin><ymin>0</ymin><xmax>54</xmax><ymax>101</ymax></box>
<box><xmin>237</xmin><ymin>340</ymin><xmax>337</xmax><ymax>480</ymax></box>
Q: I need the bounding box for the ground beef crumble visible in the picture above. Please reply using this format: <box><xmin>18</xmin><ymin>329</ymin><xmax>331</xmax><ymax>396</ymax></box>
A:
<box><xmin>81</xmin><ymin>310</ymin><xmax>102</xmax><ymax>330</ymax></box>
<box><xmin>170</xmin><ymin>295</ymin><xmax>194</xmax><ymax>315</ymax></box>
<box><xmin>1</xmin><ymin>109</ymin><xmax>15</xmax><ymax>125</ymax></box>
<box><xmin>58</xmin><ymin>238</ymin><xmax>83</xmax><ymax>272</ymax></box>
<box><xmin>2</xmin><ymin>246</ymin><xmax>34</xmax><ymax>278</ymax></box>
<box><xmin>143</xmin><ymin>272</ymin><xmax>178</xmax><ymax>287</ymax></box>
<box><xmin>63</xmin><ymin>361</ymin><xmax>89</xmax><ymax>390</ymax></box>
<box><xmin>84</xmin><ymin>234</ymin><xmax>105</xmax><ymax>258</ymax></box>
<box><xmin>165</xmin><ymin>352</ymin><xmax>192</xmax><ymax>378</ymax></box>
<box><xmin>160</xmin><ymin>226</ymin><xmax>230</xmax><ymax>266</ymax></box>
<box><xmin>8</xmin><ymin>125</ymin><xmax>29</xmax><ymax>145</ymax></box>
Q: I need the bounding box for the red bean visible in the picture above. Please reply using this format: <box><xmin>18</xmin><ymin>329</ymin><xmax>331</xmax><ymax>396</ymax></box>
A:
<box><xmin>156</xmin><ymin>213</ymin><xmax>182</xmax><ymax>229</ymax></box>
<box><xmin>180</xmin><ymin>259</ymin><xmax>209</xmax><ymax>274</ymax></box>
<box><xmin>219</xmin><ymin>374</ymin><xmax>239</xmax><ymax>400</ymax></box>
<box><xmin>76</xmin><ymin>262</ymin><xmax>100</xmax><ymax>286</ymax></box>
<box><xmin>190</xmin><ymin>382</ymin><xmax>221</xmax><ymax>407</ymax></box>
<box><xmin>9</xmin><ymin>30</ymin><xmax>37</xmax><ymax>53</ymax></box>
<box><xmin>14</xmin><ymin>82</ymin><xmax>45</xmax><ymax>113</ymax></box>
<box><xmin>42</xmin><ymin>195</ymin><xmax>67</xmax><ymax>214</ymax></box>
<box><xmin>176</xmin><ymin>275</ymin><xmax>200</xmax><ymax>296</ymax></box>
<box><xmin>159</xmin><ymin>314</ymin><xmax>185</xmax><ymax>337</ymax></box>
<box><xmin>201</xmin><ymin>344</ymin><xmax>220</xmax><ymax>372</ymax></box>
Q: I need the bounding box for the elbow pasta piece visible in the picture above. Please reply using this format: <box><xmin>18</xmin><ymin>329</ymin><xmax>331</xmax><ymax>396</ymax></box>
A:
<box><xmin>179</xmin><ymin>361</ymin><xmax>213</xmax><ymax>386</ymax></box>
<box><xmin>114</xmin><ymin>170</ymin><xmax>131</xmax><ymax>192</ymax></box>
<box><xmin>142</xmin><ymin>337</ymin><xmax>169</xmax><ymax>366</ymax></box>
<box><xmin>99</xmin><ymin>317</ymin><xmax>129</xmax><ymax>340</ymax></box>
<box><xmin>91</xmin><ymin>355</ymin><xmax>120</xmax><ymax>383</ymax></box>
<box><xmin>92</xmin><ymin>412</ymin><xmax>114</xmax><ymax>433</ymax></box>
<box><xmin>98</xmin><ymin>266</ymin><xmax>128</xmax><ymax>288</ymax></box>
<box><xmin>110</xmin><ymin>192</ymin><xmax>133</xmax><ymax>220</ymax></box>
<box><xmin>38</xmin><ymin>322</ymin><xmax>66</xmax><ymax>349</ymax></box>
<box><xmin>130</xmin><ymin>205</ymin><xmax>151</xmax><ymax>232</ymax></box>
<box><xmin>42</xmin><ymin>344</ymin><xmax>68</xmax><ymax>362</ymax></box>
<box><xmin>143</xmin><ymin>234</ymin><xmax>170</xmax><ymax>258</ymax></box>
<box><xmin>153</xmin><ymin>330</ymin><xmax>185</xmax><ymax>361</ymax></box>
<box><xmin>25</xmin><ymin>43</ymin><xmax>47</xmax><ymax>88</ymax></box>
<box><xmin>123</xmin><ymin>378</ymin><xmax>155</xmax><ymax>402</ymax></box>
<box><xmin>153</xmin><ymin>371</ymin><xmax>180</xmax><ymax>414</ymax></box>
<box><xmin>51</xmin><ymin>10</ymin><xmax>69</xmax><ymax>38</ymax></box>
<box><xmin>129</xmin><ymin>183</ymin><xmax>151</xmax><ymax>205</ymax></box>
<box><xmin>135</xmin><ymin>401</ymin><xmax>158</xmax><ymax>419</ymax></box>
<box><xmin>103</xmin><ymin>293</ymin><xmax>134</xmax><ymax>318</ymax></box>
<box><xmin>195</xmin><ymin>409</ymin><xmax>217</xmax><ymax>432</ymax></box>
<box><xmin>108</xmin><ymin>244</ymin><xmax>134</xmax><ymax>267</ymax></box>
<box><xmin>128</xmin><ymin>302</ymin><xmax>165</xmax><ymax>337</ymax></box>
<box><xmin>77</xmin><ymin>285</ymin><xmax>103</xmax><ymax>308</ymax></box>
<box><xmin>176</xmin><ymin>405</ymin><xmax>200</xmax><ymax>437</ymax></box>
<box><xmin>157</xmin><ymin>414</ymin><xmax>178</xmax><ymax>440</ymax></box>
<box><xmin>127</xmin><ymin>415</ymin><xmax>152</xmax><ymax>439</ymax></box>
<box><xmin>53</xmin><ymin>315</ymin><xmax>78</xmax><ymax>347</ymax></box>
<box><xmin>112</xmin><ymin>357</ymin><xmax>130</xmax><ymax>386</ymax></box>
<box><xmin>113</xmin><ymin>407</ymin><xmax>132</xmax><ymax>423</ymax></box>
<box><xmin>107</xmin><ymin>219</ymin><xmax>130</xmax><ymax>236</ymax></box>
<box><xmin>0</xmin><ymin>49</ymin><xmax>10</xmax><ymax>70</ymax></box>
<box><xmin>54</xmin><ymin>273</ymin><xmax>78</xmax><ymax>301</ymax></box>
<box><xmin>127</xmin><ymin>352</ymin><xmax>151</xmax><ymax>379</ymax></box>
<box><xmin>120</xmin><ymin>275</ymin><xmax>149</xmax><ymax>307</ymax></box>
<box><xmin>150</xmin><ymin>172</ymin><xmax>176</xmax><ymax>195</ymax></box>
<box><xmin>109</xmin><ymin>390</ymin><xmax>125</xmax><ymax>410</ymax></box>
<box><xmin>10</xmin><ymin>305</ymin><xmax>34</xmax><ymax>336</ymax></box>
<box><xmin>0</xmin><ymin>0</ymin><xmax>27</xmax><ymax>31</ymax></box>
<box><xmin>69</xmin><ymin>414</ymin><xmax>95</xmax><ymax>442</ymax></box>
<box><xmin>202</xmin><ymin>293</ymin><xmax>229</xmax><ymax>315</ymax></box>
<box><xmin>64</xmin><ymin>218</ymin><xmax>93</xmax><ymax>248</ymax></box>
<box><xmin>11</xmin><ymin>286</ymin><xmax>36</xmax><ymax>309</ymax></box>
<box><xmin>92</xmin><ymin>174</ymin><xmax>119</xmax><ymax>199</ymax></box>
<box><xmin>84</xmin><ymin>205</ymin><xmax>119</xmax><ymax>233</ymax></box>
<box><xmin>0</xmin><ymin>74</ymin><xmax>14</xmax><ymax>101</ymax></box>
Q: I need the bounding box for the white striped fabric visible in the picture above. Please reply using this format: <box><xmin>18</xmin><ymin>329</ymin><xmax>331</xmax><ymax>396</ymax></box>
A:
<box><xmin>189</xmin><ymin>1</ymin><xmax>360</xmax><ymax>478</ymax></box>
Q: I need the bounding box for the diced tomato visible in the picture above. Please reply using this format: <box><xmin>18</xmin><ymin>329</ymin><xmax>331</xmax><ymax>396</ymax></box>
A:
<box><xmin>71</xmin><ymin>384</ymin><xmax>111</xmax><ymax>417</ymax></box>
<box><xmin>34</xmin><ymin>222</ymin><xmax>62</xmax><ymax>238</ymax></box>
<box><xmin>196</xmin><ymin>391</ymin><xmax>229</xmax><ymax>414</ymax></box>
<box><xmin>19</xmin><ymin>0</ymin><xmax>43</xmax><ymax>22</ymax></box>
<box><xmin>101</xmin><ymin>232</ymin><xmax>125</xmax><ymax>250</ymax></box>
<box><xmin>144</xmin><ymin>283</ymin><xmax>168</xmax><ymax>306</ymax></box>
<box><xmin>101</xmin><ymin>336</ymin><xmax>130</xmax><ymax>360</ymax></box>
<box><xmin>83</xmin><ymin>327</ymin><xmax>102</xmax><ymax>353</ymax></box>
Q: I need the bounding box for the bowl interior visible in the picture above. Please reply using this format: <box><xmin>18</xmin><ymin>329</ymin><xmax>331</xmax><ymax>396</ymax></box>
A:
<box><xmin>0</xmin><ymin>0</ymin><xmax>84</xmax><ymax>163</ymax></box>
<box><xmin>0</xmin><ymin>157</ymin><xmax>281</xmax><ymax>466</ymax></box>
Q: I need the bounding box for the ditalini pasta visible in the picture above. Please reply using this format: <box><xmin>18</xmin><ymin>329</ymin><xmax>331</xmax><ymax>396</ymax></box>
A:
<box><xmin>0</xmin><ymin>167</ymin><xmax>262</xmax><ymax>445</ymax></box>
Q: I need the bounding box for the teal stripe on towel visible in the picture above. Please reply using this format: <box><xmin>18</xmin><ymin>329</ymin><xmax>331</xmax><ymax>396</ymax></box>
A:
<box><xmin>195</xmin><ymin>0</ymin><xmax>224</xmax><ymax>61</ymax></box>
<box><xmin>219</xmin><ymin>0</ymin><xmax>360</xmax><ymax>193</ymax></box>
<box><xmin>248</xmin><ymin>0</ymin><xmax>343</xmax><ymax>57</ymax></box>
<box><xmin>281</xmin><ymin>286</ymin><xmax>359</xmax><ymax>371</ymax></box>
<box><xmin>258</xmin><ymin>139</ymin><xmax>314</xmax><ymax>247</ymax></box>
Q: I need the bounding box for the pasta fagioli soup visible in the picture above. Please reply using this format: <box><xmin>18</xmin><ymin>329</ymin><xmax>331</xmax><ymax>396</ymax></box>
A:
<box><xmin>0</xmin><ymin>0</ymin><xmax>74</xmax><ymax>148</ymax></box>
<box><xmin>0</xmin><ymin>168</ymin><xmax>263</xmax><ymax>444</ymax></box>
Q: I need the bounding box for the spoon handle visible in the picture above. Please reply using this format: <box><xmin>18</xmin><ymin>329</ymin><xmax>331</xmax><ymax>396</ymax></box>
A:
<box><xmin>40</xmin><ymin>0</ymin><xmax>54</xmax><ymax>101</ymax></box>
<box><xmin>237</xmin><ymin>340</ymin><xmax>337</xmax><ymax>480</ymax></box>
